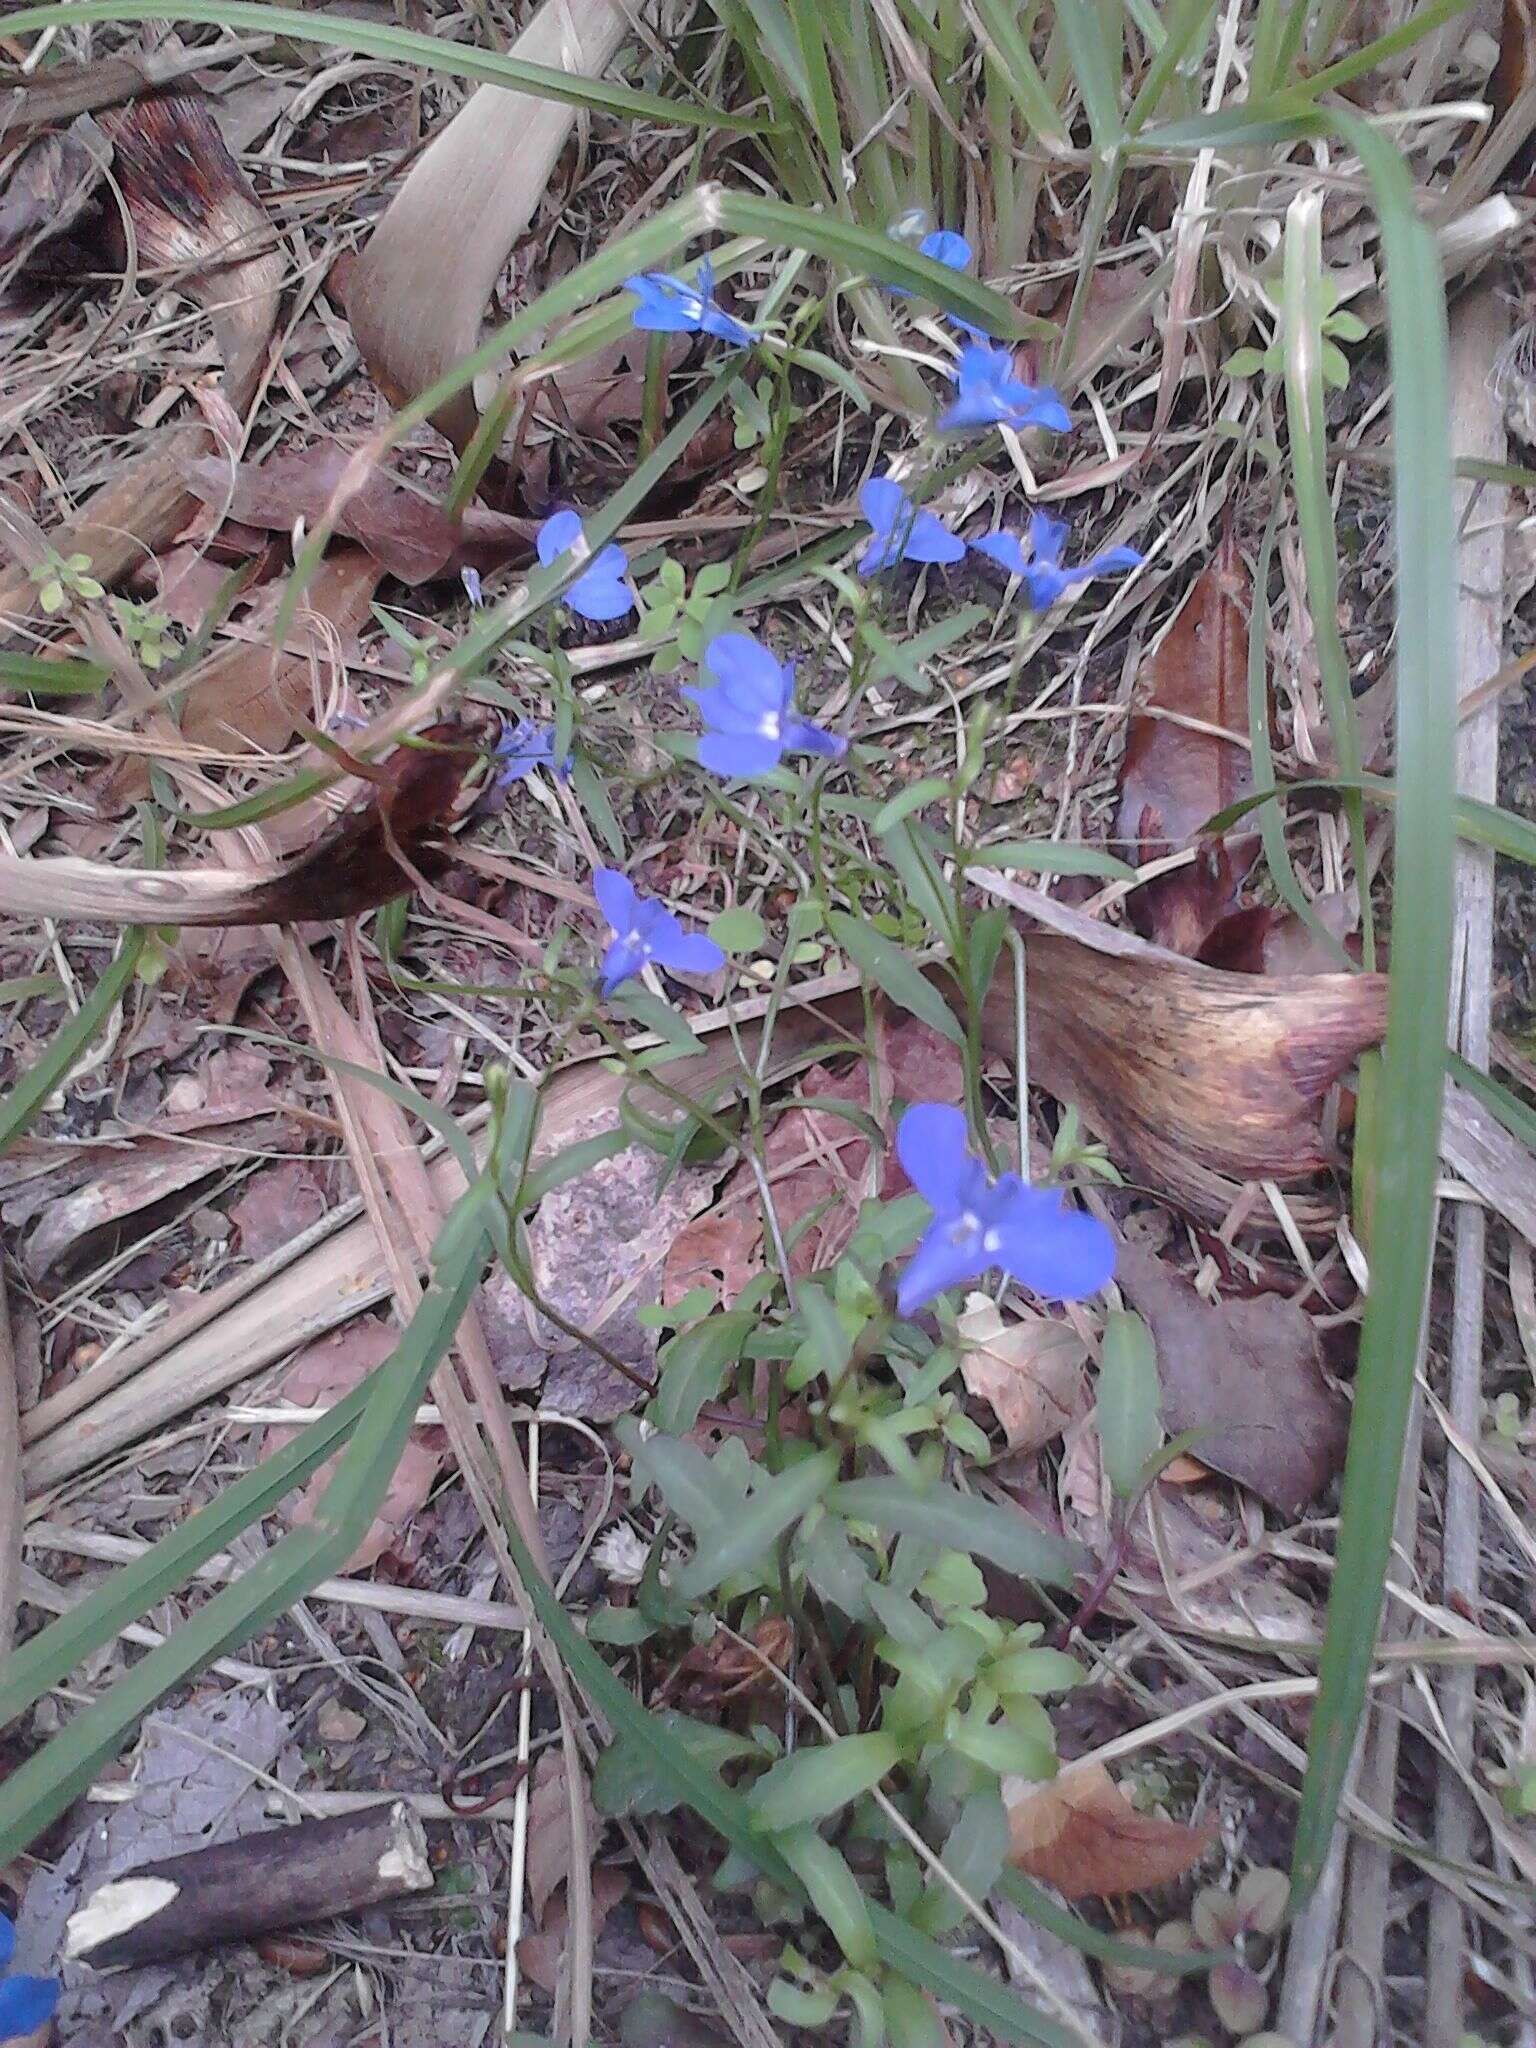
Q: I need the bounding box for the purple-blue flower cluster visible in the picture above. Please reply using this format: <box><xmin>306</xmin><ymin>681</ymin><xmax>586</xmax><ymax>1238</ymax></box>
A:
<box><xmin>491</xmin><ymin>717</ymin><xmax>572</xmax><ymax>791</ymax></box>
<box><xmin>855</xmin><ymin>470</ymin><xmax>1142</xmax><ymax>602</ymax></box>
<box><xmin>537</xmin><ymin>511</ymin><xmax>635</xmax><ymax>624</ymax></box>
<box><xmin>685</xmin><ymin>632</ymin><xmax>847</xmax><ymax>780</ymax></box>
<box><xmin>594</xmin><ymin>867</ymin><xmax>725</xmax><ymax>994</ymax></box>
<box><xmin>894</xmin><ymin>1104</ymin><xmax>1114</xmax><ymax>1316</ymax></box>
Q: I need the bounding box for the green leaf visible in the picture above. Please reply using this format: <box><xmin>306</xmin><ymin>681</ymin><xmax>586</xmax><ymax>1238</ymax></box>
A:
<box><xmin>584</xmin><ymin>1605</ymin><xmax>656</xmax><ymax>1647</ymax></box>
<box><xmin>949</xmin><ymin>1710</ymin><xmax>1056</xmax><ymax>1780</ymax></box>
<box><xmin>827</xmin><ymin>912</ymin><xmax>963</xmax><ymax>1045</ymax></box>
<box><xmin>989</xmin><ymin>1647</ymin><xmax>1085</xmax><ymax>1696</ymax></box>
<box><xmin>914</xmin><ymin>1785</ymin><xmax>1009</xmax><ymax>1936</ymax></box>
<box><xmin>877</xmin><ymin>819</ymin><xmax>958</xmax><ymax>948</ymax></box>
<box><xmin>1</xmin><ymin>0</ymin><xmax>756</xmax><ymax>128</ymax></box>
<box><xmin>828</xmin><ymin>1478</ymin><xmax>1086</xmax><ymax>1588</ymax></box>
<box><xmin>795</xmin><ymin>1285</ymin><xmax>853</xmax><ymax>1381</ymax></box>
<box><xmin>0</xmin><ymin>650</ymin><xmax>110</xmax><ymax>694</ymax></box>
<box><xmin>653</xmin><ymin>1309</ymin><xmax>756</xmax><ymax>1433</ymax></box>
<box><xmin>0</xmin><ymin>932</ymin><xmax>145</xmax><ymax>1156</ymax></box>
<box><xmin>1097</xmin><ymin>1309</ymin><xmax>1163</xmax><ymax>1502</ymax></box>
<box><xmin>962</xmin><ymin>840</ymin><xmax>1135</xmax><ymax>880</ymax></box>
<box><xmin>1223</xmin><ymin>346</ymin><xmax>1269</xmax><ymax>378</ymax></box>
<box><xmin>669</xmin><ymin>1448</ymin><xmax>839</xmax><ymax>1597</ymax></box>
<box><xmin>617</xmin><ymin>1420</ymin><xmax>745</xmax><ymax>1537</ymax></box>
<box><xmin>777</xmin><ymin>1827</ymin><xmax>876</xmax><ymax>1968</ymax></box>
<box><xmin>708</xmin><ymin>905</ymin><xmax>768</xmax><ymax>953</ymax></box>
<box><xmin>593</xmin><ymin>1713</ymin><xmax>762</xmax><ymax>1817</ymax></box>
<box><xmin>746</xmin><ymin>1731</ymin><xmax>899</xmax><ymax>1833</ymax></box>
<box><xmin>874</xmin><ymin>779</ymin><xmax>950</xmax><ymax>834</ymax></box>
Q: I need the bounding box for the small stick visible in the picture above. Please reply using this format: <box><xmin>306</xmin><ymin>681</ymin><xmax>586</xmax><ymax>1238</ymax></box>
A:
<box><xmin>65</xmin><ymin>1802</ymin><xmax>432</xmax><ymax>1970</ymax></box>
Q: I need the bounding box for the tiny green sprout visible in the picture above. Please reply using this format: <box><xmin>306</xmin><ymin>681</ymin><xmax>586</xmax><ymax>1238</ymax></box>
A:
<box><xmin>112</xmin><ymin>597</ymin><xmax>176</xmax><ymax>672</ymax></box>
<box><xmin>1049</xmin><ymin>1104</ymin><xmax>1122</xmax><ymax>1185</ymax></box>
<box><xmin>637</xmin><ymin>554</ymin><xmax>734</xmax><ymax>672</ymax></box>
<box><xmin>29</xmin><ymin>549</ymin><xmax>105</xmax><ymax>614</ymax></box>
<box><xmin>1224</xmin><ymin>269</ymin><xmax>1368</xmax><ymax>392</ymax></box>
<box><xmin>1490</xmin><ymin>1388</ymin><xmax>1525</xmax><ymax>1441</ymax></box>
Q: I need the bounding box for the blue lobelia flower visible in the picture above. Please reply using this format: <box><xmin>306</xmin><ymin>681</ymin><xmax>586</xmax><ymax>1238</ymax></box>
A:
<box><xmin>889</xmin><ymin>226</ymin><xmax>973</xmax><ymax>293</ymax></box>
<box><xmin>491</xmin><ymin>717</ymin><xmax>572</xmax><ymax>790</ymax></box>
<box><xmin>893</xmin><ymin>1102</ymin><xmax>1115</xmax><ymax>1318</ymax></box>
<box><xmin>685</xmin><ymin>632</ymin><xmax>847</xmax><ymax>780</ymax></box>
<box><xmin>856</xmin><ymin>473</ymin><xmax>967</xmax><ymax>577</ymax></box>
<box><xmin>937</xmin><ymin>342</ymin><xmax>1072</xmax><ymax>436</ymax></box>
<box><xmin>0</xmin><ymin>1912</ymin><xmax>59</xmax><ymax>2044</ymax></box>
<box><xmin>594</xmin><ymin>868</ymin><xmax>725</xmax><ymax>995</ymax></box>
<box><xmin>623</xmin><ymin>258</ymin><xmax>756</xmax><ymax>349</ymax></box>
<box><xmin>972</xmin><ymin>509</ymin><xmax>1143</xmax><ymax>610</ymax></box>
<box><xmin>536</xmin><ymin>510</ymin><xmax>635</xmax><ymax>623</ymax></box>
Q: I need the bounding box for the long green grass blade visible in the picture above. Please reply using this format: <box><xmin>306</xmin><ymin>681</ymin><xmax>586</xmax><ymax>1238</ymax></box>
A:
<box><xmin>0</xmin><ymin>0</ymin><xmax>755</xmax><ymax>128</ymax></box>
<box><xmin>0</xmin><ymin>1381</ymin><xmax>372</xmax><ymax>1724</ymax></box>
<box><xmin>1291</xmin><ymin>108</ymin><xmax>1458</xmax><ymax>1905</ymax></box>
<box><xmin>0</xmin><ymin>651</ymin><xmax>110</xmax><ymax>694</ymax></box>
<box><xmin>0</xmin><ymin>1146</ymin><xmax>504</xmax><ymax>1861</ymax></box>
<box><xmin>0</xmin><ymin>933</ymin><xmax>144</xmax><ymax>1154</ymax></box>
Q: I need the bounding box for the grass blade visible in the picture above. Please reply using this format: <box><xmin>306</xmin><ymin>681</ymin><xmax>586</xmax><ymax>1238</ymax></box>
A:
<box><xmin>0</xmin><ymin>0</ymin><xmax>755</xmax><ymax>128</ymax></box>
<box><xmin>0</xmin><ymin>1140</ymin><xmax>504</xmax><ymax>1861</ymax></box>
<box><xmin>0</xmin><ymin>932</ymin><xmax>144</xmax><ymax>1154</ymax></box>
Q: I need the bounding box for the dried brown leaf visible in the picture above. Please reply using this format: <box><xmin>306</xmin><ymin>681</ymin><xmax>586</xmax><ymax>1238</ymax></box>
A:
<box><xmin>956</xmin><ymin>1293</ymin><xmax>1087</xmax><ymax>1453</ymax></box>
<box><xmin>1114</xmin><ymin>1240</ymin><xmax>1348</xmax><ymax>1516</ymax></box>
<box><xmin>662</xmin><ymin>1203</ymin><xmax>763</xmax><ymax>1307</ymax></box>
<box><xmin>523</xmin><ymin>1750</ymin><xmax>602</xmax><ymax>1928</ymax></box>
<box><xmin>183</xmin><ymin>447</ymin><xmax>536</xmax><ymax>584</ymax></box>
<box><xmin>0</xmin><ymin>114</ymin><xmax>106</xmax><ymax>264</ymax></box>
<box><xmin>1005</xmin><ymin>1761</ymin><xmax>1215</xmax><ymax>1898</ymax></box>
<box><xmin>1115</xmin><ymin>525</ymin><xmax>1257</xmax><ymax>951</ymax></box>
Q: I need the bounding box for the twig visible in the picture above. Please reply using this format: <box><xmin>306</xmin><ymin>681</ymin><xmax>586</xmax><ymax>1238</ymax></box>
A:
<box><xmin>1428</xmin><ymin>275</ymin><xmax>1507</xmax><ymax>2048</ymax></box>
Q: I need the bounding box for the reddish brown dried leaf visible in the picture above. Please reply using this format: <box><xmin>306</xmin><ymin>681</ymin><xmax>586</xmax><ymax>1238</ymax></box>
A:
<box><xmin>662</xmin><ymin>1203</ymin><xmax>763</xmax><ymax>1306</ymax></box>
<box><xmin>241</xmin><ymin>717</ymin><xmax>482</xmax><ymax>925</ymax></box>
<box><xmin>183</xmin><ymin>447</ymin><xmax>537</xmax><ymax>584</ymax></box>
<box><xmin>1115</xmin><ymin>525</ymin><xmax>1256</xmax><ymax>951</ymax></box>
<box><xmin>1006</xmin><ymin>1761</ymin><xmax>1215</xmax><ymax>1898</ymax></box>
<box><xmin>1114</xmin><ymin>1240</ymin><xmax>1349</xmax><ymax>1517</ymax></box>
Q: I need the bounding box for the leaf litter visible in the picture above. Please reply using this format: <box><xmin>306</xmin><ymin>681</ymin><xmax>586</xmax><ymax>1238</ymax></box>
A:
<box><xmin>4</xmin><ymin>9</ymin><xmax>1532</xmax><ymax>2047</ymax></box>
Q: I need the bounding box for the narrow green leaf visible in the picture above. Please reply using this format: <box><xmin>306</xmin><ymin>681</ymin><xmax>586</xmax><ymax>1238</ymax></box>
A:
<box><xmin>0</xmin><ymin>650</ymin><xmax>110</xmax><ymax>694</ymax></box>
<box><xmin>669</xmin><ymin>1448</ymin><xmax>839</xmax><ymax>1596</ymax></box>
<box><xmin>0</xmin><ymin>932</ymin><xmax>144</xmax><ymax>1156</ymax></box>
<box><xmin>1097</xmin><ymin>1309</ymin><xmax>1163</xmax><ymax>1502</ymax></box>
<box><xmin>653</xmin><ymin>1309</ymin><xmax>756</xmax><ymax>1433</ymax></box>
<box><xmin>777</xmin><ymin>1826</ymin><xmax>877</xmax><ymax>1968</ymax></box>
<box><xmin>1</xmin><ymin>0</ymin><xmax>755</xmax><ymax>127</ymax></box>
<box><xmin>827</xmin><ymin>911</ymin><xmax>964</xmax><ymax>1045</ymax></box>
<box><xmin>963</xmin><ymin>842</ymin><xmax>1135</xmax><ymax>880</ymax></box>
<box><xmin>829</xmin><ymin>1477</ymin><xmax>1086</xmax><ymax>1588</ymax></box>
<box><xmin>874</xmin><ymin>779</ymin><xmax>951</xmax><ymax>833</ymax></box>
<box><xmin>747</xmin><ymin>1731</ymin><xmax>898</xmax><ymax>1832</ymax></box>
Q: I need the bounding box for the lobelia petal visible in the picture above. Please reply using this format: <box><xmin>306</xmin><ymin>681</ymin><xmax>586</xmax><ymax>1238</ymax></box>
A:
<box><xmin>903</xmin><ymin>509</ymin><xmax>968</xmax><ymax>565</ymax></box>
<box><xmin>1028</xmin><ymin>510</ymin><xmax>1070</xmax><ymax>567</ymax></box>
<box><xmin>0</xmin><ymin>1917</ymin><xmax>13</xmax><ymax>1968</ymax></box>
<box><xmin>783</xmin><ymin>714</ymin><xmax>847</xmax><ymax>760</ymax></box>
<box><xmin>599</xmin><ymin>932</ymin><xmax>650</xmax><ymax>994</ymax></box>
<box><xmin>1079</xmin><ymin>545</ymin><xmax>1143</xmax><ymax>581</ymax></box>
<box><xmin>698</xmin><ymin>729</ymin><xmax>784</xmax><ymax>779</ymax></box>
<box><xmin>567</xmin><ymin>557</ymin><xmax>635</xmax><ymax>622</ymax></box>
<box><xmin>683</xmin><ymin>682</ymin><xmax>774</xmax><ymax>737</ymax></box>
<box><xmin>655</xmin><ymin>929</ymin><xmax>726</xmax><ymax>977</ymax></box>
<box><xmin>919</xmin><ymin>229</ymin><xmax>973</xmax><ymax>270</ymax></box>
<box><xmin>593</xmin><ymin>866</ymin><xmax>639</xmax><ymax>933</ymax></box>
<box><xmin>705</xmin><ymin>631</ymin><xmax>790</xmax><ymax>697</ymax></box>
<box><xmin>1021</xmin><ymin>564</ymin><xmax>1075</xmax><ymax>610</ymax></box>
<box><xmin>536</xmin><ymin>508</ymin><xmax>584</xmax><ymax>566</ymax></box>
<box><xmin>896</xmin><ymin>1219</ymin><xmax>987</xmax><ymax>1317</ymax></box>
<box><xmin>859</xmin><ymin>475</ymin><xmax>906</xmax><ymax>536</ymax></box>
<box><xmin>990</xmin><ymin>1188</ymin><xmax>1116</xmax><ymax>1300</ymax></box>
<box><xmin>972</xmin><ymin>530</ymin><xmax>1030</xmax><ymax>578</ymax></box>
<box><xmin>0</xmin><ymin>1974</ymin><xmax>60</xmax><ymax>2040</ymax></box>
<box><xmin>896</xmin><ymin>1103</ymin><xmax>980</xmax><ymax>1215</ymax></box>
